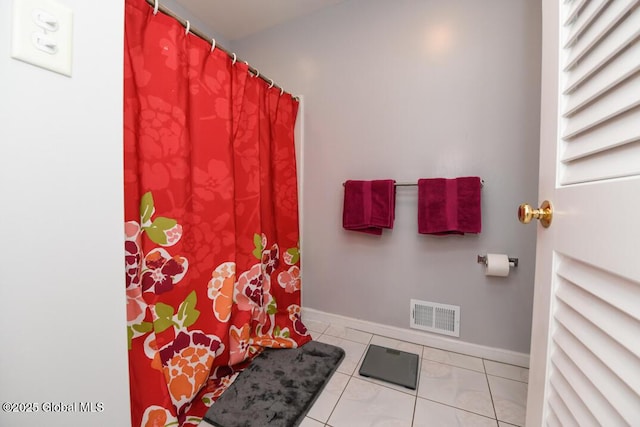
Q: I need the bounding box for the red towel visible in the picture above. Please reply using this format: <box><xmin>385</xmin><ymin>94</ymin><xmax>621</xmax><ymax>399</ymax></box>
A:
<box><xmin>417</xmin><ymin>177</ymin><xmax>482</xmax><ymax>235</ymax></box>
<box><xmin>343</xmin><ymin>180</ymin><xmax>396</xmax><ymax>235</ymax></box>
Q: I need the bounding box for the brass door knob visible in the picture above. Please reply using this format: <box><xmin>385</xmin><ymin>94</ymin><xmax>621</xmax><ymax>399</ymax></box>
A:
<box><xmin>518</xmin><ymin>200</ymin><xmax>553</xmax><ymax>228</ymax></box>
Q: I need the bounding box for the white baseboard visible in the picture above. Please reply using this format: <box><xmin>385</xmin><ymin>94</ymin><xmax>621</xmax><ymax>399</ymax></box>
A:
<box><xmin>302</xmin><ymin>307</ymin><xmax>530</xmax><ymax>368</ymax></box>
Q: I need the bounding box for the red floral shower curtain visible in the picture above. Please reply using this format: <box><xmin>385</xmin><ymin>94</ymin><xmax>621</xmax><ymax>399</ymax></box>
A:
<box><xmin>123</xmin><ymin>1</ymin><xmax>310</xmax><ymax>425</ymax></box>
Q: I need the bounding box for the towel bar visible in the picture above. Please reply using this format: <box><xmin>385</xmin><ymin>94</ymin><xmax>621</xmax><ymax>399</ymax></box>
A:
<box><xmin>342</xmin><ymin>179</ymin><xmax>485</xmax><ymax>188</ymax></box>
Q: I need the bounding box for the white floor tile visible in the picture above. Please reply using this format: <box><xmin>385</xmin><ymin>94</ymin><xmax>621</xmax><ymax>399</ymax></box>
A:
<box><xmin>307</xmin><ymin>371</ymin><xmax>350</xmax><ymax>423</ymax></box>
<box><xmin>309</xmin><ymin>330</ymin><xmax>323</xmax><ymax>340</ymax></box>
<box><xmin>300</xmin><ymin>417</ymin><xmax>325</xmax><ymax>427</ymax></box>
<box><xmin>323</xmin><ymin>324</ymin><xmax>373</xmax><ymax>344</ymax></box>
<box><xmin>422</xmin><ymin>346</ymin><xmax>485</xmax><ymax>372</ymax></box>
<box><xmin>483</xmin><ymin>360</ymin><xmax>529</xmax><ymax>383</ymax></box>
<box><xmin>488</xmin><ymin>375</ymin><xmax>528</xmax><ymax>426</ymax></box>
<box><xmin>317</xmin><ymin>334</ymin><xmax>367</xmax><ymax>375</ymax></box>
<box><xmin>327</xmin><ymin>377</ymin><xmax>415</xmax><ymax>427</ymax></box>
<box><xmin>418</xmin><ymin>360</ymin><xmax>495</xmax><ymax>419</ymax></box>
<box><xmin>304</xmin><ymin>318</ymin><xmax>330</xmax><ymax>334</ymax></box>
<box><xmin>413</xmin><ymin>398</ymin><xmax>498</xmax><ymax>427</ymax></box>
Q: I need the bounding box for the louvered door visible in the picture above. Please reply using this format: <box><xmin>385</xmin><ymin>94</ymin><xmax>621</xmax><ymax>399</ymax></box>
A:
<box><xmin>527</xmin><ymin>1</ymin><xmax>640</xmax><ymax>426</ymax></box>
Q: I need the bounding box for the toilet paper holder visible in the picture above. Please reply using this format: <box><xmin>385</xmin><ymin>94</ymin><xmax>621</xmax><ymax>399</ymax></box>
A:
<box><xmin>477</xmin><ymin>255</ymin><xmax>518</xmax><ymax>267</ymax></box>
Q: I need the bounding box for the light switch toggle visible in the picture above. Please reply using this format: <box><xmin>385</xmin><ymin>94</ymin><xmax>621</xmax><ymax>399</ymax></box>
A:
<box><xmin>11</xmin><ymin>0</ymin><xmax>73</xmax><ymax>76</ymax></box>
<box><xmin>33</xmin><ymin>9</ymin><xmax>59</xmax><ymax>31</ymax></box>
<box><xmin>32</xmin><ymin>32</ymin><xmax>58</xmax><ymax>54</ymax></box>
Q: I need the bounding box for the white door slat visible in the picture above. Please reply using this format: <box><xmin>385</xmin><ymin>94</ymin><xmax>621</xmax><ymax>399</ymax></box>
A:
<box><xmin>552</xmin><ymin>325</ymin><xmax>640</xmax><ymax>423</ymax></box>
<box><xmin>564</xmin><ymin>0</ymin><xmax>590</xmax><ymax>27</ymax></box>
<box><xmin>546</xmin><ymin>407</ymin><xmax>563</xmax><ymax>427</ymax></box>
<box><xmin>564</xmin><ymin>0</ymin><xmax>610</xmax><ymax>48</ymax></box>
<box><xmin>550</xmin><ymin>339</ymin><xmax>630</xmax><ymax>425</ymax></box>
<box><xmin>564</xmin><ymin>0</ymin><xmax>639</xmax><ymax>82</ymax></box>
<box><xmin>560</xmin><ymin>139</ymin><xmax>640</xmax><ymax>184</ymax></box>
<box><xmin>549</xmin><ymin>369</ymin><xmax>600</xmax><ymax>426</ymax></box>
<box><xmin>555</xmin><ymin>277</ymin><xmax>640</xmax><ymax>356</ymax></box>
<box><xmin>563</xmin><ymin>41</ymin><xmax>640</xmax><ymax>116</ymax></box>
<box><xmin>553</xmin><ymin>300</ymin><xmax>640</xmax><ymax>395</ymax></box>
<box><xmin>561</xmin><ymin>106</ymin><xmax>640</xmax><ymax>161</ymax></box>
<box><xmin>562</xmin><ymin>72</ymin><xmax>640</xmax><ymax>138</ymax></box>
<box><xmin>548</xmin><ymin>391</ymin><xmax>580</xmax><ymax>427</ymax></box>
<box><xmin>555</xmin><ymin>256</ymin><xmax>640</xmax><ymax>321</ymax></box>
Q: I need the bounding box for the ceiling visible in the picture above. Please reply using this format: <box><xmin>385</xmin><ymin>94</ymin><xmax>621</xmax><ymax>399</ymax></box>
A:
<box><xmin>175</xmin><ymin>0</ymin><xmax>347</xmax><ymax>41</ymax></box>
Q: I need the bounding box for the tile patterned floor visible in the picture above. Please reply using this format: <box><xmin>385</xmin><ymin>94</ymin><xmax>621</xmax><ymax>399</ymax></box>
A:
<box><xmin>301</xmin><ymin>320</ymin><xmax>529</xmax><ymax>427</ymax></box>
<box><xmin>201</xmin><ymin>320</ymin><xmax>529</xmax><ymax>427</ymax></box>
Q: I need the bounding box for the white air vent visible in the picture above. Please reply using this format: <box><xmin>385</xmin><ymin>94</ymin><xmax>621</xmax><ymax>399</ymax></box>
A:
<box><xmin>410</xmin><ymin>299</ymin><xmax>460</xmax><ymax>337</ymax></box>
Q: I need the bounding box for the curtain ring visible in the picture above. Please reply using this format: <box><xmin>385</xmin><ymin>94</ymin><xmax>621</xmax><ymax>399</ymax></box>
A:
<box><xmin>280</xmin><ymin>87</ymin><xmax>284</xmax><ymax>96</ymax></box>
<box><xmin>268</xmin><ymin>79</ymin><xmax>274</xmax><ymax>89</ymax></box>
<box><xmin>184</xmin><ymin>20</ymin><xmax>190</xmax><ymax>35</ymax></box>
<box><xmin>232</xmin><ymin>53</ymin><xmax>237</xmax><ymax>65</ymax></box>
<box><xmin>253</xmin><ymin>69</ymin><xmax>260</xmax><ymax>78</ymax></box>
<box><xmin>153</xmin><ymin>0</ymin><xmax>159</xmax><ymax>15</ymax></box>
<box><xmin>243</xmin><ymin>61</ymin><xmax>249</xmax><ymax>66</ymax></box>
<box><xmin>211</xmin><ymin>38</ymin><xmax>216</xmax><ymax>52</ymax></box>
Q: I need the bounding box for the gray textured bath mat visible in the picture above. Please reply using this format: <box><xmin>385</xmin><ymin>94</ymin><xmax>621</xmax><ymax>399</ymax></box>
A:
<box><xmin>203</xmin><ymin>340</ymin><xmax>345</xmax><ymax>427</ymax></box>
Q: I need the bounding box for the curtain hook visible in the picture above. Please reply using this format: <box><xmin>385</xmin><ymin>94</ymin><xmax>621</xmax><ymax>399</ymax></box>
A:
<box><xmin>243</xmin><ymin>61</ymin><xmax>255</xmax><ymax>77</ymax></box>
<box><xmin>253</xmin><ymin>69</ymin><xmax>260</xmax><ymax>78</ymax></box>
<box><xmin>280</xmin><ymin>87</ymin><xmax>284</xmax><ymax>96</ymax></box>
<box><xmin>153</xmin><ymin>0</ymin><xmax>159</xmax><ymax>15</ymax></box>
<box><xmin>232</xmin><ymin>53</ymin><xmax>237</xmax><ymax>65</ymax></box>
<box><xmin>211</xmin><ymin>38</ymin><xmax>216</xmax><ymax>52</ymax></box>
<box><xmin>184</xmin><ymin>20</ymin><xmax>190</xmax><ymax>35</ymax></box>
<box><xmin>268</xmin><ymin>79</ymin><xmax>274</xmax><ymax>89</ymax></box>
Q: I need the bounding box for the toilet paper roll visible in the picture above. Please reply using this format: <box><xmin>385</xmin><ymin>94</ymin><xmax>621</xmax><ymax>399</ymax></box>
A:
<box><xmin>485</xmin><ymin>253</ymin><xmax>510</xmax><ymax>277</ymax></box>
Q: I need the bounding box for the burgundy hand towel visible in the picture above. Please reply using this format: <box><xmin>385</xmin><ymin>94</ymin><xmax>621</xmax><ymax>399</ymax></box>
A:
<box><xmin>343</xmin><ymin>180</ymin><xmax>396</xmax><ymax>235</ymax></box>
<box><xmin>417</xmin><ymin>177</ymin><xmax>482</xmax><ymax>235</ymax></box>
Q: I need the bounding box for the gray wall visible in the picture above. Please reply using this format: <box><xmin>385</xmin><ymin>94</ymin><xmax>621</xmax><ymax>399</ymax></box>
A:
<box><xmin>0</xmin><ymin>0</ymin><xmax>130</xmax><ymax>425</ymax></box>
<box><xmin>163</xmin><ymin>0</ymin><xmax>230</xmax><ymax>46</ymax></box>
<box><xmin>231</xmin><ymin>0</ymin><xmax>542</xmax><ymax>353</ymax></box>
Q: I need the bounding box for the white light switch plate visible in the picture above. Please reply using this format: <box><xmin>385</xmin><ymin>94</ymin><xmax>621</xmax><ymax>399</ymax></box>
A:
<box><xmin>11</xmin><ymin>0</ymin><xmax>73</xmax><ymax>76</ymax></box>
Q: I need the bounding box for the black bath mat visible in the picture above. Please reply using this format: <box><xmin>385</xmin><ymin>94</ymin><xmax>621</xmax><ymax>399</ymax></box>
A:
<box><xmin>204</xmin><ymin>340</ymin><xmax>345</xmax><ymax>427</ymax></box>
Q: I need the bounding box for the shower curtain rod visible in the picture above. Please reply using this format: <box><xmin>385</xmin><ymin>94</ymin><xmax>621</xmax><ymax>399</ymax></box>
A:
<box><xmin>144</xmin><ymin>0</ymin><xmax>297</xmax><ymax>100</ymax></box>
